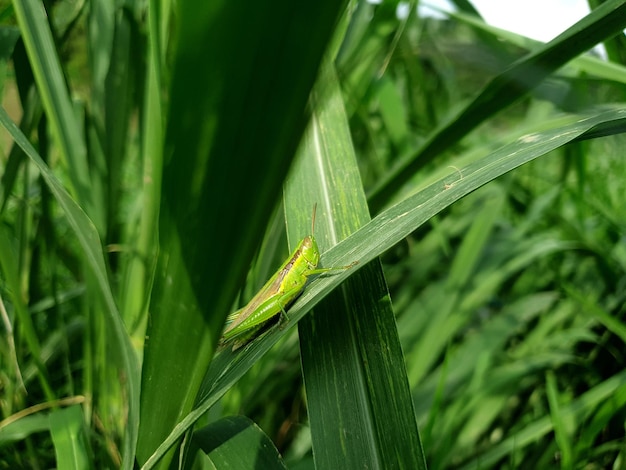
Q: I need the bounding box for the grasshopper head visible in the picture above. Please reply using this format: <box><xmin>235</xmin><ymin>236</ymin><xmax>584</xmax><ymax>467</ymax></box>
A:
<box><xmin>301</xmin><ymin>235</ymin><xmax>321</xmax><ymax>269</ymax></box>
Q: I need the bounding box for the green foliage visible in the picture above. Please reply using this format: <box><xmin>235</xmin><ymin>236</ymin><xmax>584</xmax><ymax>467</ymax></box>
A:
<box><xmin>1</xmin><ymin>0</ymin><xmax>626</xmax><ymax>469</ymax></box>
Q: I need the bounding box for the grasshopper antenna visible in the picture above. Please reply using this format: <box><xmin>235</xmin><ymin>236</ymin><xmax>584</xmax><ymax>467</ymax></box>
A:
<box><xmin>311</xmin><ymin>203</ymin><xmax>318</xmax><ymax>235</ymax></box>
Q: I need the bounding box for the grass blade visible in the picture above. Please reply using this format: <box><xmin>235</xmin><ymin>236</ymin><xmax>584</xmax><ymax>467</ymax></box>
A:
<box><xmin>11</xmin><ymin>0</ymin><xmax>93</xmax><ymax>221</ymax></box>
<box><xmin>285</xmin><ymin>62</ymin><xmax>426</xmax><ymax>469</ymax></box>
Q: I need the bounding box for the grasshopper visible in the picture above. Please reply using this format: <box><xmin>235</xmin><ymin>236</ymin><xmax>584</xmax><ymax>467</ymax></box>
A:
<box><xmin>219</xmin><ymin>205</ymin><xmax>357</xmax><ymax>350</ymax></box>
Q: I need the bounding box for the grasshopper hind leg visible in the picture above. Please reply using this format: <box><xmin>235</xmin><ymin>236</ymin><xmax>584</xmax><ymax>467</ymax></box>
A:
<box><xmin>222</xmin><ymin>285</ymin><xmax>305</xmax><ymax>351</ymax></box>
<box><xmin>231</xmin><ymin>315</ymin><xmax>282</xmax><ymax>350</ymax></box>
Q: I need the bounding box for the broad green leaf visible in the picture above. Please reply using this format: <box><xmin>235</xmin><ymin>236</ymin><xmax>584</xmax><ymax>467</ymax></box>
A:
<box><xmin>136</xmin><ymin>1</ymin><xmax>348</xmax><ymax>467</ymax></box>
<box><xmin>189</xmin><ymin>416</ymin><xmax>287</xmax><ymax>470</ymax></box>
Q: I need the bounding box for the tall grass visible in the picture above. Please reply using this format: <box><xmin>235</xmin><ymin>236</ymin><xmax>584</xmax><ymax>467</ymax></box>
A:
<box><xmin>1</xmin><ymin>1</ymin><xmax>625</xmax><ymax>469</ymax></box>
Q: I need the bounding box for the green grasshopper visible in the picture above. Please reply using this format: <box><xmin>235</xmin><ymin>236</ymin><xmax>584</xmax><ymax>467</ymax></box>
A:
<box><xmin>219</xmin><ymin>205</ymin><xmax>357</xmax><ymax>350</ymax></box>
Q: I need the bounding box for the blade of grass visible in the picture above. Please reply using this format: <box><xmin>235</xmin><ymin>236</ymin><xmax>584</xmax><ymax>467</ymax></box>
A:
<box><xmin>546</xmin><ymin>370</ymin><xmax>574</xmax><ymax>469</ymax></box>
<box><xmin>49</xmin><ymin>405</ymin><xmax>93</xmax><ymax>470</ymax></box>
<box><xmin>446</xmin><ymin>8</ymin><xmax>626</xmax><ymax>85</ymax></box>
<box><xmin>11</xmin><ymin>0</ymin><xmax>95</xmax><ymax>225</ymax></box>
<box><xmin>118</xmin><ymin>0</ymin><xmax>165</xmax><ymax>341</ymax></box>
